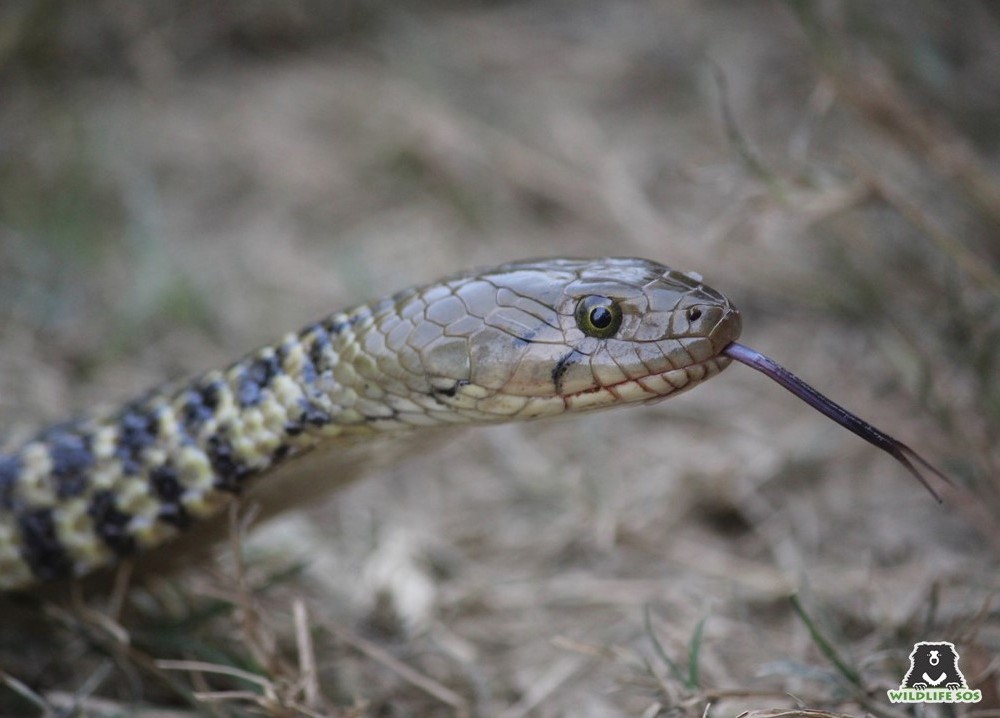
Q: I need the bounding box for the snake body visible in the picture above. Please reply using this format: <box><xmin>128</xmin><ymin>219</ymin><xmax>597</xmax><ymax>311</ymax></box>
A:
<box><xmin>0</xmin><ymin>257</ymin><xmax>741</xmax><ymax>590</ymax></box>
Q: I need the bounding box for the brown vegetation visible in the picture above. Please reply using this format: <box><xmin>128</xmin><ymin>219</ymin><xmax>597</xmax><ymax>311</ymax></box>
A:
<box><xmin>1</xmin><ymin>2</ymin><xmax>998</xmax><ymax>715</ymax></box>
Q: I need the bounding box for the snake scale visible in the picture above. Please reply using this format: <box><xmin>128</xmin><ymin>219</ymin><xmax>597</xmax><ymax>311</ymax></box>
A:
<box><xmin>0</xmin><ymin>257</ymin><xmax>945</xmax><ymax>591</ymax></box>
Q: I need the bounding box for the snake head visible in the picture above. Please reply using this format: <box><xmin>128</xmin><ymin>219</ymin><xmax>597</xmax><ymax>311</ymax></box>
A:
<box><xmin>394</xmin><ymin>257</ymin><xmax>741</xmax><ymax>420</ymax></box>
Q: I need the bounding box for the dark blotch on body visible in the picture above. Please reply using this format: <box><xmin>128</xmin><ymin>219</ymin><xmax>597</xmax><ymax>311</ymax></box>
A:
<box><xmin>116</xmin><ymin>408</ymin><xmax>161</xmax><ymax>475</ymax></box>
<box><xmin>46</xmin><ymin>430</ymin><xmax>95</xmax><ymax>499</ymax></box>
<box><xmin>305</xmin><ymin>324</ymin><xmax>333</xmax><ymax>372</ymax></box>
<box><xmin>149</xmin><ymin>465</ymin><xmax>190</xmax><ymax>529</ymax></box>
<box><xmin>182</xmin><ymin>381</ymin><xmax>222</xmax><ymax>432</ymax></box>
<box><xmin>89</xmin><ymin>490</ymin><xmax>136</xmax><ymax>556</ymax></box>
<box><xmin>349</xmin><ymin>307</ymin><xmax>378</xmax><ymax>328</ymax></box>
<box><xmin>329</xmin><ymin>320</ymin><xmax>350</xmax><ymax>334</ymax></box>
<box><xmin>238</xmin><ymin>354</ymin><xmax>282</xmax><ymax>407</ymax></box>
<box><xmin>206</xmin><ymin>433</ymin><xmax>252</xmax><ymax>493</ymax></box>
<box><xmin>300</xmin><ymin>400</ymin><xmax>332</xmax><ymax>426</ymax></box>
<box><xmin>0</xmin><ymin>454</ymin><xmax>22</xmax><ymax>510</ymax></box>
<box><xmin>285</xmin><ymin>400</ymin><xmax>333</xmax><ymax>437</ymax></box>
<box><xmin>19</xmin><ymin>508</ymin><xmax>74</xmax><ymax>581</ymax></box>
<box><xmin>299</xmin><ymin>360</ymin><xmax>318</xmax><ymax>386</ymax></box>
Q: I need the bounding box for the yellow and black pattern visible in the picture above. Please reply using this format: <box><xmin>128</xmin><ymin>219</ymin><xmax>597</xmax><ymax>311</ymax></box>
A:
<box><xmin>0</xmin><ymin>257</ymin><xmax>741</xmax><ymax>590</ymax></box>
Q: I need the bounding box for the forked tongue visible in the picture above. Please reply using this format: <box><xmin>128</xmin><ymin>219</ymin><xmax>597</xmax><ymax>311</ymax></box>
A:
<box><xmin>723</xmin><ymin>342</ymin><xmax>949</xmax><ymax>502</ymax></box>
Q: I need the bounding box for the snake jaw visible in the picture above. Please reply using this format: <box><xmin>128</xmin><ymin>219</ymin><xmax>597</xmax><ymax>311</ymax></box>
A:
<box><xmin>563</xmin><ymin>357</ymin><xmax>727</xmax><ymax>410</ymax></box>
<box><xmin>635</xmin><ymin>356</ymin><xmax>734</xmax><ymax>406</ymax></box>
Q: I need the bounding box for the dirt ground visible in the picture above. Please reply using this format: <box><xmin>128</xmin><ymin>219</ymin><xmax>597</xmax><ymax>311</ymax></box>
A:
<box><xmin>0</xmin><ymin>2</ymin><xmax>998</xmax><ymax>716</ymax></box>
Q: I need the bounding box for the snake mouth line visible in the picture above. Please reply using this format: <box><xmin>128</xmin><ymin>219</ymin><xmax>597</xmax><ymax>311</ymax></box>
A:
<box><xmin>723</xmin><ymin>341</ymin><xmax>950</xmax><ymax>501</ymax></box>
<box><xmin>635</xmin><ymin>356</ymin><xmax>730</xmax><ymax>399</ymax></box>
<box><xmin>555</xmin><ymin>356</ymin><xmax>728</xmax><ymax>410</ymax></box>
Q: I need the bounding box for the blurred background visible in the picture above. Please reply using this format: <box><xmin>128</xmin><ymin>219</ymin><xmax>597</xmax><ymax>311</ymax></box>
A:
<box><xmin>0</xmin><ymin>1</ymin><xmax>998</xmax><ymax>716</ymax></box>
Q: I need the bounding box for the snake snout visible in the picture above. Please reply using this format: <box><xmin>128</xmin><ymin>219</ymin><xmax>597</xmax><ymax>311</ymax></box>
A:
<box><xmin>708</xmin><ymin>304</ymin><xmax>742</xmax><ymax>351</ymax></box>
<box><xmin>682</xmin><ymin>301</ymin><xmax>741</xmax><ymax>353</ymax></box>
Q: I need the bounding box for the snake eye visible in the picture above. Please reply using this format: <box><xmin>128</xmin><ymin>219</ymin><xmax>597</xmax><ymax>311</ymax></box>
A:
<box><xmin>687</xmin><ymin>307</ymin><xmax>703</xmax><ymax>322</ymax></box>
<box><xmin>575</xmin><ymin>295</ymin><xmax>623</xmax><ymax>339</ymax></box>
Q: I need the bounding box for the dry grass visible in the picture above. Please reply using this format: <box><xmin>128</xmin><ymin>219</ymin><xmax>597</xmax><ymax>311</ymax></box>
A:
<box><xmin>1</xmin><ymin>1</ymin><xmax>998</xmax><ymax>716</ymax></box>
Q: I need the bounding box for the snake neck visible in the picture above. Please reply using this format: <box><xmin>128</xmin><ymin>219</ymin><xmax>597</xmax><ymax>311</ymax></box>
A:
<box><xmin>0</xmin><ymin>301</ymin><xmax>418</xmax><ymax>589</ymax></box>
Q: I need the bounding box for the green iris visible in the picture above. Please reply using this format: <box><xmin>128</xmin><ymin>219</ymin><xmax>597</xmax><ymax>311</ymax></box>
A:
<box><xmin>574</xmin><ymin>295</ymin><xmax>623</xmax><ymax>338</ymax></box>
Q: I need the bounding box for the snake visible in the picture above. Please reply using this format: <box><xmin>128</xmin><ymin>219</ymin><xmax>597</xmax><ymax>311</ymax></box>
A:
<box><xmin>0</xmin><ymin>257</ymin><xmax>947</xmax><ymax>591</ymax></box>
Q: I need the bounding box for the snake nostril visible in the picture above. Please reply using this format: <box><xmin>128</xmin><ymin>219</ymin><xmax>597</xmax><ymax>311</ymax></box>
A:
<box><xmin>687</xmin><ymin>307</ymin><xmax>703</xmax><ymax>322</ymax></box>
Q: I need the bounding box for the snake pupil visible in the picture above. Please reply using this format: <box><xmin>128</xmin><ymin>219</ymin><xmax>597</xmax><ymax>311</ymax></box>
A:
<box><xmin>590</xmin><ymin>306</ymin><xmax>612</xmax><ymax>328</ymax></box>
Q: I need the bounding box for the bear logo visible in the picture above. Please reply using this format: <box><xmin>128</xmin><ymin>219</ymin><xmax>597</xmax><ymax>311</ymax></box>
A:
<box><xmin>900</xmin><ymin>641</ymin><xmax>967</xmax><ymax>691</ymax></box>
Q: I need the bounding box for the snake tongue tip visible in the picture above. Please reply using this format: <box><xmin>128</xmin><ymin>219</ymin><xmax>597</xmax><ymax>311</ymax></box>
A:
<box><xmin>894</xmin><ymin>440</ymin><xmax>953</xmax><ymax>503</ymax></box>
<box><xmin>889</xmin><ymin>442</ymin><xmax>946</xmax><ymax>503</ymax></box>
<box><xmin>722</xmin><ymin>341</ymin><xmax>950</xmax><ymax>502</ymax></box>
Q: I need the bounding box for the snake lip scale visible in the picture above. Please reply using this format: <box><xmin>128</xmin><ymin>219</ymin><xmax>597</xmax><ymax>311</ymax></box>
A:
<box><xmin>0</xmin><ymin>256</ymin><xmax>947</xmax><ymax>590</ymax></box>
